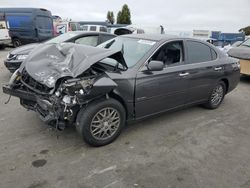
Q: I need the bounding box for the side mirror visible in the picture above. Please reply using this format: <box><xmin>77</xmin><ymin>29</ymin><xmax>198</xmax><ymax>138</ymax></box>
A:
<box><xmin>147</xmin><ymin>60</ymin><xmax>164</xmax><ymax>71</ymax></box>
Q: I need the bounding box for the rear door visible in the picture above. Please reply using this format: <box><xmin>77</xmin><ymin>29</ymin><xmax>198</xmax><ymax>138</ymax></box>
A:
<box><xmin>184</xmin><ymin>40</ymin><xmax>223</xmax><ymax>104</ymax></box>
<box><xmin>36</xmin><ymin>16</ymin><xmax>53</xmax><ymax>41</ymax></box>
<box><xmin>135</xmin><ymin>40</ymin><xmax>189</xmax><ymax>118</ymax></box>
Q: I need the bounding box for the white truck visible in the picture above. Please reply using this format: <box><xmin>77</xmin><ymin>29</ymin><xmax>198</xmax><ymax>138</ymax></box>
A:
<box><xmin>0</xmin><ymin>13</ymin><xmax>11</xmax><ymax>49</ymax></box>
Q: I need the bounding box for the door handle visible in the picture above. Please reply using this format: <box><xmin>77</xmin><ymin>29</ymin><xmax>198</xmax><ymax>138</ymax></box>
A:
<box><xmin>179</xmin><ymin>72</ymin><xmax>189</xmax><ymax>77</ymax></box>
<box><xmin>214</xmin><ymin>67</ymin><xmax>222</xmax><ymax>71</ymax></box>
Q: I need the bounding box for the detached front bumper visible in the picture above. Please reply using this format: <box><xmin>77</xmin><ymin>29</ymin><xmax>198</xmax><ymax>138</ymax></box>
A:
<box><xmin>3</xmin><ymin>85</ymin><xmax>36</xmax><ymax>101</ymax></box>
<box><xmin>4</xmin><ymin>60</ymin><xmax>23</xmax><ymax>73</ymax></box>
<box><xmin>2</xmin><ymin>85</ymin><xmax>68</xmax><ymax>128</ymax></box>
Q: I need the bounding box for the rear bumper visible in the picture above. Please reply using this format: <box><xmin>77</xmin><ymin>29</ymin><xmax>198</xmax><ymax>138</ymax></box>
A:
<box><xmin>4</xmin><ymin>60</ymin><xmax>23</xmax><ymax>73</ymax></box>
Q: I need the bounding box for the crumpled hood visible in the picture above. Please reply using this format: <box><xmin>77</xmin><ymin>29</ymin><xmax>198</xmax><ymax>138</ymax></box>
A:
<box><xmin>228</xmin><ymin>46</ymin><xmax>250</xmax><ymax>60</ymax></box>
<box><xmin>10</xmin><ymin>43</ymin><xmax>39</xmax><ymax>55</ymax></box>
<box><xmin>19</xmin><ymin>43</ymin><xmax>127</xmax><ymax>88</ymax></box>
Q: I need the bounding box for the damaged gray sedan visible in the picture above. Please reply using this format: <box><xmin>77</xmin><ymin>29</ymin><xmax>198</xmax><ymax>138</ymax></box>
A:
<box><xmin>3</xmin><ymin>35</ymin><xmax>240</xmax><ymax>146</ymax></box>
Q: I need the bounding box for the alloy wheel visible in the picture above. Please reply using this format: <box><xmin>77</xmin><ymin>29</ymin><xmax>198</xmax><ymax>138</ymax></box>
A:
<box><xmin>211</xmin><ymin>85</ymin><xmax>224</xmax><ymax>106</ymax></box>
<box><xmin>90</xmin><ymin>107</ymin><xmax>121</xmax><ymax>141</ymax></box>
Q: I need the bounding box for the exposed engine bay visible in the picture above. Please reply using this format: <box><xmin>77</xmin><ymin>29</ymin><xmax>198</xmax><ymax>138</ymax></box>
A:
<box><xmin>3</xmin><ymin>43</ymin><xmax>126</xmax><ymax>130</ymax></box>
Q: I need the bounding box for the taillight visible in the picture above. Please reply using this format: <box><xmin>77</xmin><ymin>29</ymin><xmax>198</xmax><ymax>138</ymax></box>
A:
<box><xmin>232</xmin><ymin>61</ymin><xmax>240</xmax><ymax>70</ymax></box>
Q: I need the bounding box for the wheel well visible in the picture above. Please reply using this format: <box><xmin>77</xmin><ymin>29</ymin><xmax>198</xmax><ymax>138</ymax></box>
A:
<box><xmin>221</xmin><ymin>78</ymin><xmax>229</xmax><ymax>93</ymax></box>
<box><xmin>12</xmin><ymin>37</ymin><xmax>19</xmax><ymax>41</ymax></box>
<box><xmin>109</xmin><ymin>92</ymin><xmax>128</xmax><ymax>119</ymax></box>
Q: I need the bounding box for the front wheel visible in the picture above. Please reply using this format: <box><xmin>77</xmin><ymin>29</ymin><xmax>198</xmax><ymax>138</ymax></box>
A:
<box><xmin>76</xmin><ymin>98</ymin><xmax>126</xmax><ymax>146</ymax></box>
<box><xmin>204</xmin><ymin>81</ymin><xmax>226</xmax><ymax>109</ymax></box>
<box><xmin>12</xmin><ymin>38</ymin><xmax>22</xmax><ymax>48</ymax></box>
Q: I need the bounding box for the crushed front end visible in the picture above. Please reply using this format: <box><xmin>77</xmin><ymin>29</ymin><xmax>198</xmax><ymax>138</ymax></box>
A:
<box><xmin>3</xmin><ymin>67</ymin><xmax>118</xmax><ymax>130</ymax></box>
<box><xmin>2</xmin><ymin>43</ymin><xmax>126</xmax><ymax>130</ymax></box>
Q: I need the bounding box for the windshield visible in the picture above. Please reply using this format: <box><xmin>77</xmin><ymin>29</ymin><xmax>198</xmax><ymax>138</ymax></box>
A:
<box><xmin>241</xmin><ymin>38</ymin><xmax>250</xmax><ymax>47</ymax></box>
<box><xmin>45</xmin><ymin>32</ymin><xmax>78</xmax><ymax>44</ymax></box>
<box><xmin>97</xmin><ymin>37</ymin><xmax>156</xmax><ymax>67</ymax></box>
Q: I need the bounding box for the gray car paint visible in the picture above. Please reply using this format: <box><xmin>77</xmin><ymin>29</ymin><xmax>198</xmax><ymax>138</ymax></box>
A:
<box><xmin>9</xmin><ymin>43</ymin><xmax>39</xmax><ymax>55</ymax></box>
<box><xmin>3</xmin><ymin>34</ymin><xmax>240</xmax><ymax>124</ymax></box>
<box><xmin>19</xmin><ymin>43</ymin><xmax>127</xmax><ymax>88</ymax></box>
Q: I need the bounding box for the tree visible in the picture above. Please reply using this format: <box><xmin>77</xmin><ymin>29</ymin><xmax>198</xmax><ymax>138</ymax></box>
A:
<box><xmin>239</xmin><ymin>26</ymin><xmax>250</xmax><ymax>36</ymax></box>
<box><xmin>107</xmin><ymin>11</ymin><xmax>115</xmax><ymax>24</ymax></box>
<box><xmin>116</xmin><ymin>11</ymin><xmax>122</xmax><ymax>24</ymax></box>
<box><xmin>116</xmin><ymin>4</ymin><xmax>132</xmax><ymax>24</ymax></box>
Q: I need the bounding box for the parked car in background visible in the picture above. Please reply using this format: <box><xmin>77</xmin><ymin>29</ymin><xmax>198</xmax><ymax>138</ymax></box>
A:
<box><xmin>0</xmin><ymin>13</ymin><xmax>11</xmax><ymax>49</ymax></box>
<box><xmin>228</xmin><ymin>38</ymin><xmax>250</xmax><ymax>76</ymax></box>
<box><xmin>0</xmin><ymin>8</ymin><xmax>53</xmax><ymax>47</ymax></box>
<box><xmin>81</xmin><ymin>25</ymin><xmax>108</xmax><ymax>33</ymax></box>
<box><xmin>4</xmin><ymin>31</ymin><xmax>116</xmax><ymax>72</ymax></box>
<box><xmin>55</xmin><ymin>21</ymin><xmax>81</xmax><ymax>36</ymax></box>
<box><xmin>2</xmin><ymin>34</ymin><xmax>240</xmax><ymax>146</ymax></box>
<box><xmin>113</xmin><ymin>26</ymin><xmax>145</xmax><ymax>35</ymax></box>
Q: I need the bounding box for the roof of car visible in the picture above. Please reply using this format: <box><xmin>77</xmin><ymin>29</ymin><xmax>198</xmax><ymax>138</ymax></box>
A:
<box><xmin>122</xmin><ymin>34</ymin><xmax>178</xmax><ymax>41</ymax></box>
<box><xmin>67</xmin><ymin>31</ymin><xmax>116</xmax><ymax>36</ymax></box>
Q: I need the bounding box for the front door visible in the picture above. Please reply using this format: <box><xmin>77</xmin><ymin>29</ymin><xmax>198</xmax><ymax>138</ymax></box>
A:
<box><xmin>135</xmin><ymin>40</ymin><xmax>189</xmax><ymax>119</ymax></box>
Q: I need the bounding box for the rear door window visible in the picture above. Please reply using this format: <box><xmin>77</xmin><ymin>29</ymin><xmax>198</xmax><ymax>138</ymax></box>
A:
<box><xmin>36</xmin><ymin>16</ymin><xmax>53</xmax><ymax>29</ymax></box>
<box><xmin>90</xmin><ymin>26</ymin><xmax>97</xmax><ymax>31</ymax></box>
<box><xmin>100</xmin><ymin>27</ymin><xmax>107</xmax><ymax>32</ymax></box>
<box><xmin>186</xmin><ymin>41</ymin><xmax>214</xmax><ymax>63</ymax></box>
<box><xmin>81</xmin><ymin>25</ymin><xmax>88</xmax><ymax>31</ymax></box>
<box><xmin>211</xmin><ymin>48</ymin><xmax>217</xmax><ymax>60</ymax></box>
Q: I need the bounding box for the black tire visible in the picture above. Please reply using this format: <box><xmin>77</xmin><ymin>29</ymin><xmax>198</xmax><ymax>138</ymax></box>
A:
<box><xmin>204</xmin><ymin>81</ymin><xmax>226</xmax><ymax>109</ymax></box>
<box><xmin>12</xmin><ymin>38</ymin><xmax>22</xmax><ymax>48</ymax></box>
<box><xmin>0</xmin><ymin>44</ymin><xmax>6</xmax><ymax>49</ymax></box>
<box><xmin>76</xmin><ymin>98</ymin><xmax>126</xmax><ymax>146</ymax></box>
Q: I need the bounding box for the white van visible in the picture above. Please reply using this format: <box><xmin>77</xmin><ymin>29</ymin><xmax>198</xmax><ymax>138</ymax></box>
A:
<box><xmin>81</xmin><ymin>25</ymin><xmax>108</xmax><ymax>33</ymax></box>
<box><xmin>0</xmin><ymin>13</ymin><xmax>11</xmax><ymax>49</ymax></box>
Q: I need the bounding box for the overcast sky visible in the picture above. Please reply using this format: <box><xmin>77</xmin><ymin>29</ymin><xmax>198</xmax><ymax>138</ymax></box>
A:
<box><xmin>1</xmin><ymin>0</ymin><xmax>250</xmax><ymax>32</ymax></box>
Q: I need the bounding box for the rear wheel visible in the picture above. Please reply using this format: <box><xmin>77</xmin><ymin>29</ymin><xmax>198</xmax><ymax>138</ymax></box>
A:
<box><xmin>13</xmin><ymin>38</ymin><xmax>22</xmax><ymax>48</ymax></box>
<box><xmin>0</xmin><ymin>44</ymin><xmax>6</xmax><ymax>49</ymax></box>
<box><xmin>204</xmin><ymin>81</ymin><xmax>226</xmax><ymax>109</ymax></box>
<box><xmin>76</xmin><ymin>98</ymin><xmax>126</xmax><ymax>146</ymax></box>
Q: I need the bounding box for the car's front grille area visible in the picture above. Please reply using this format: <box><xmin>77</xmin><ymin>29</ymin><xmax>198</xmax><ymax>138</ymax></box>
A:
<box><xmin>21</xmin><ymin>69</ymin><xmax>51</xmax><ymax>93</ymax></box>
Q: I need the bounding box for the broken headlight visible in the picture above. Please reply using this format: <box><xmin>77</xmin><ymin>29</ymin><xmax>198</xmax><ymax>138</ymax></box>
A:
<box><xmin>9</xmin><ymin>69</ymin><xmax>20</xmax><ymax>85</ymax></box>
<box><xmin>16</xmin><ymin>54</ymin><xmax>29</xmax><ymax>60</ymax></box>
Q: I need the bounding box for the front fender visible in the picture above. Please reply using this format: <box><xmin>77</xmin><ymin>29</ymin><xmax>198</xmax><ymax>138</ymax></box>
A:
<box><xmin>88</xmin><ymin>75</ymin><xmax>118</xmax><ymax>96</ymax></box>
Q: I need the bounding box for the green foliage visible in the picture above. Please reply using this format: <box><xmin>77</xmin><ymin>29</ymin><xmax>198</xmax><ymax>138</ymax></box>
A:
<box><xmin>107</xmin><ymin>11</ymin><xmax>115</xmax><ymax>24</ymax></box>
<box><xmin>239</xmin><ymin>26</ymin><xmax>250</xmax><ymax>36</ymax></box>
<box><xmin>116</xmin><ymin>11</ymin><xmax>122</xmax><ymax>24</ymax></box>
<box><xmin>116</xmin><ymin>4</ymin><xmax>132</xmax><ymax>24</ymax></box>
